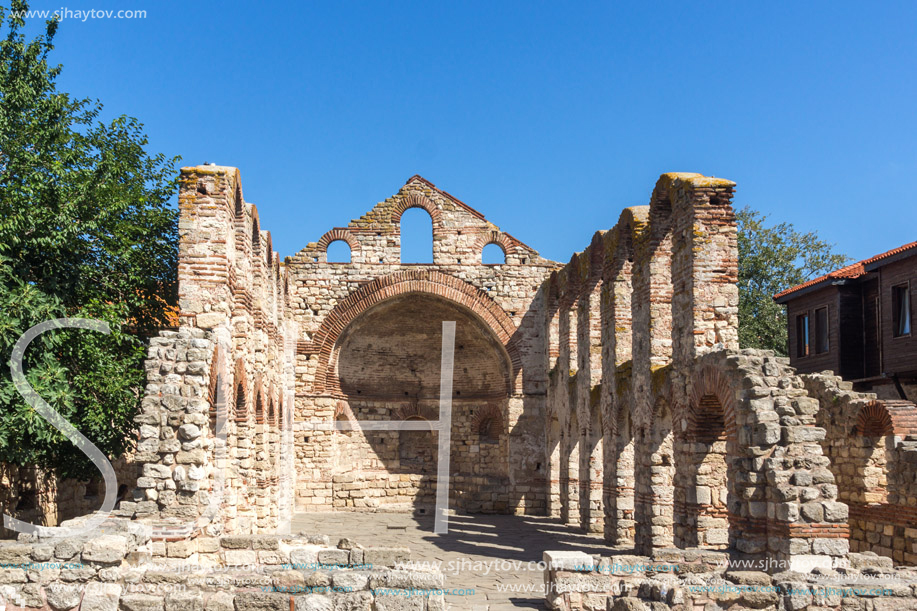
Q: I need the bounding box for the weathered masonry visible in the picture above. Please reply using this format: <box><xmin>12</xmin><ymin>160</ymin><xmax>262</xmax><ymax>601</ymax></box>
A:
<box><xmin>105</xmin><ymin>165</ymin><xmax>914</xmax><ymax>570</ymax></box>
<box><xmin>3</xmin><ymin>166</ymin><xmax>917</xmax><ymax>610</ymax></box>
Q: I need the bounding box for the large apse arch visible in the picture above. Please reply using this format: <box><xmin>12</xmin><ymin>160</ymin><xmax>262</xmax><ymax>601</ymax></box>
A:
<box><xmin>327</xmin><ymin>290</ymin><xmax>516</xmax><ymax>513</ymax></box>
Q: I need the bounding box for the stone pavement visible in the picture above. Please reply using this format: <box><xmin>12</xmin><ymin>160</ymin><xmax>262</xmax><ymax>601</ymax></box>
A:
<box><xmin>291</xmin><ymin>512</ymin><xmax>608</xmax><ymax>610</ymax></box>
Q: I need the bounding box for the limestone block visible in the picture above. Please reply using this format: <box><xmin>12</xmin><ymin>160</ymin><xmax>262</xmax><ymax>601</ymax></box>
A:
<box><xmin>233</xmin><ymin>593</ymin><xmax>287</xmax><ymax>611</ymax></box>
<box><xmin>362</xmin><ymin>548</ymin><xmax>411</xmax><ymax>568</ymax></box>
<box><xmin>166</xmin><ymin>592</ymin><xmax>204</xmax><ymax>611</ymax></box>
<box><xmin>120</xmin><ymin>594</ymin><xmax>165</xmax><ymax>611</ymax></box>
<box><xmin>331</xmin><ymin>592</ymin><xmax>372</xmax><ymax>610</ymax></box>
<box><xmin>332</xmin><ymin>571</ymin><xmax>370</xmax><ymax>591</ymax></box>
<box><xmin>45</xmin><ymin>583</ymin><xmax>83</xmax><ymax>610</ymax></box>
<box><xmin>371</xmin><ymin>594</ymin><xmax>423</xmax><ymax>611</ymax></box>
<box><xmin>82</xmin><ymin>535</ymin><xmax>129</xmax><ymax>564</ymax></box>
<box><xmin>81</xmin><ymin>583</ymin><xmax>122</xmax><ymax>611</ymax></box>
<box><xmin>205</xmin><ymin>592</ymin><xmax>234</xmax><ymax>611</ymax></box>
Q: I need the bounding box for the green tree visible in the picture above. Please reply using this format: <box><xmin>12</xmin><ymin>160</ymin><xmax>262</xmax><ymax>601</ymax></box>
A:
<box><xmin>737</xmin><ymin>207</ymin><xmax>848</xmax><ymax>355</ymax></box>
<box><xmin>0</xmin><ymin>1</ymin><xmax>179</xmax><ymax>479</ymax></box>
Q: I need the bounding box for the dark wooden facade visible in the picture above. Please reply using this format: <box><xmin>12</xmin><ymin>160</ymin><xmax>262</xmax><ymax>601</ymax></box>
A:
<box><xmin>775</xmin><ymin>243</ymin><xmax>917</xmax><ymax>393</ymax></box>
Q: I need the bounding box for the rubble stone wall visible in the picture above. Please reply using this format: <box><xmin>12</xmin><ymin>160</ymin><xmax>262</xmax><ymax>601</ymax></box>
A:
<box><xmin>0</xmin><ymin>461</ymin><xmax>137</xmax><ymax>541</ymax></box>
<box><xmin>543</xmin><ymin>549</ymin><xmax>917</xmax><ymax>611</ymax></box>
<box><xmin>802</xmin><ymin>372</ymin><xmax>917</xmax><ymax>565</ymax></box>
<box><xmin>544</xmin><ymin>174</ymin><xmax>856</xmax><ymax>569</ymax></box>
<box><xmin>0</xmin><ymin>516</ymin><xmax>446</xmax><ymax>611</ymax></box>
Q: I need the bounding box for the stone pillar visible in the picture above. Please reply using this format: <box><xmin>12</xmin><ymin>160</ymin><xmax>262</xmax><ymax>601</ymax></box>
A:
<box><xmin>576</xmin><ymin>284</ymin><xmax>604</xmax><ymax>533</ymax></box>
<box><xmin>601</xmin><ymin>227</ymin><xmax>634</xmax><ymax>545</ymax></box>
<box><xmin>669</xmin><ymin>172</ymin><xmax>739</xmax><ymax>378</ymax></box>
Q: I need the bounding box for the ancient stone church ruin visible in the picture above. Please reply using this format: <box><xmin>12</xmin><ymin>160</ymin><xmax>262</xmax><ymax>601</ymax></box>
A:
<box><xmin>3</xmin><ymin>165</ymin><xmax>917</xmax><ymax>610</ymax></box>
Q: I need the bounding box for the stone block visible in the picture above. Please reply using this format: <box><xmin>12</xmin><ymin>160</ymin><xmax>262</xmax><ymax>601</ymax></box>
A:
<box><xmin>368</xmin><ymin>569</ymin><xmax>444</xmax><ymax>590</ymax></box>
<box><xmin>289</xmin><ymin>594</ymin><xmax>334</xmax><ymax>611</ymax></box>
<box><xmin>82</xmin><ymin>583</ymin><xmax>122</xmax><ymax>611</ymax></box>
<box><xmin>120</xmin><ymin>594</ymin><xmax>165</xmax><ymax>611</ymax></box>
<box><xmin>220</xmin><ymin>537</ymin><xmax>252</xmax><ymax>549</ymax></box>
<box><xmin>233</xmin><ymin>593</ymin><xmax>287</xmax><ymax>611</ymax></box>
<box><xmin>54</xmin><ymin>539</ymin><xmax>82</xmax><ymax>560</ymax></box>
<box><xmin>330</xmin><ymin>592</ymin><xmax>372</xmax><ymax>610</ymax></box>
<box><xmin>83</xmin><ymin>535</ymin><xmax>129</xmax><ymax>564</ymax></box>
<box><xmin>316</xmin><ymin>548</ymin><xmax>349</xmax><ymax>566</ymax></box>
<box><xmin>45</xmin><ymin>583</ymin><xmax>83</xmax><ymax>610</ymax></box>
<box><xmin>611</xmin><ymin>599</ymin><xmax>646</xmax><ymax>611</ymax></box>
<box><xmin>167</xmin><ymin>540</ymin><xmax>196</xmax><ymax>559</ymax></box>
<box><xmin>166</xmin><ymin>592</ymin><xmax>204</xmax><ymax>611</ymax></box>
<box><xmin>332</xmin><ymin>571</ymin><xmax>370</xmax><ymax>591</ymax></box>
<box><xmin>372</xmin><ymin>594</ymin><xmax>423</xmax><ymax>611</ymax></box>
<box><xmin>0</xmin><ymin>568</ymin><xmax>27</xmax><ymax>584</ymax></box>
<box><xmin>543</xmin><ymin>550</ymin><xmax>595</xmax><ymax>572</ymax></box>
<box><xmin>362</xmin><ymin>547</ymin><xmax>411</xmax><ymax>568</ymax></box>
<box><xmin>205</xmin><ymin>593</ymin><xmax>234</xmax><ymax>611</ymax></box>
<box><xmin>223</xmin><ymin>550</ymin><xmax>258</xmax><ymax>566</ymax></box>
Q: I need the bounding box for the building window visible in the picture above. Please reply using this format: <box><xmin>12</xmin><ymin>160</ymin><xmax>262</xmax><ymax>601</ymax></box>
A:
<box><xmin>893</xmin><ymin>284</ymin><xmax>911</xmax><ymax>337</ymax></box>
<box><xmin>796</xmin><ymin>313</ymin><xmax>810</xmax><ymax>357</ymax></box>
<box><xmin>814</xmin><ymin>307</ymin><xmax>829</xmax><ymax>354</ymax></box>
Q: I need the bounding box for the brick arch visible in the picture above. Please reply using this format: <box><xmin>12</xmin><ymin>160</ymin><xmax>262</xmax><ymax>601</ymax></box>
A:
<box><xmin>253</xmin><ymin>376</ymin><xmax>265</xmax><ymax>424</ymax></box>
<box><xmin>233</xmin><ymin>177</ymin><xmax>245</xmax><ymax>219</ymax></box>
<box><xmin>853</xmin><ymin>399</ymin><xmax>917</xmax><ymax>437</ymax></box>
<box><xmin>317</xmin><ymin>228</ymin><xmax>360</xmax><ymax>255</ymax></box>
<box><xmin>266</xmin><ymin>392</ymin><xmax>276</xmax><ymax>427</ymax></box>
<box><xmin>649</xmin><ymin>368</ymin><xmax>674</xmax><ymax>429</ymax></box>
<box><xmin>473</xmin><ymin>230</ymin><xmax>517</xmax><ymax>261</ymax></box>
<box><xmin>308</xmin><ymin>270</ymin><xmax>522</xmax><ymax>395</ymax></box>
<box><xmin>251</xmin><ymin>206</ymin><xmax>261</xmax><ymax>251</ymax></box>
<box><xmin>683</xmin><ymin>365</ymin><xmax>737</xmax><ymax>443</ymax></box>
<box><xmin>617</xmin><ymin>207</ymin><xmax>647</xmax><ymax>255</ymax></box>
<box><xmin>546</xmin><ymin>271</ymin><xmax>561</xmax><ymax>311</ymax></box>
<box><xmin>555</xmin><ymin>258</ymin><xmax>584</xmax><ymax>309</ymax></box>
<box><xmin>207</xmin><ymin>344</ymin><xmax>228</xmax><ymax>431</ymax></box>
<box><xmin>391</xmin><ymin>192</ymin><xmax>443</xmax><ymax>226</ymax></box>
<box><xmin>588</xmin><ymin>232</ymin><xmax>606</xmax><ymax>282</ymax></box>
<box><xmin>471</xmin><ymin>404</ymin><xmax>505</xmax><ymax>440</ymax></box>
<box><xmin>233</xmin><ymin>358</ymin><xmax>248</xmax><ymax>422</ymax></box>
<box><xmin>393</xmin><ymin>403</ymin><xmax>438</xmax><ymax>422</ymax></box>
<box><xmin>264</xmin><ymin>231</ymin><xmax>273</xmax><ymax>267</ymax></box>
<box><xmin>855</xmin><ymin>401</ymin><xmax>893</xmax><ymax>437</ymax></box>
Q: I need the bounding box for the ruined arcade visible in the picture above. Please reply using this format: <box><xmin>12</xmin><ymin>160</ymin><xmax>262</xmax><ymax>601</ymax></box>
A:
<box><xmin>3</xmin><ymin>166</ymin><xmax>917</xmax><ymax>611</ymax></box>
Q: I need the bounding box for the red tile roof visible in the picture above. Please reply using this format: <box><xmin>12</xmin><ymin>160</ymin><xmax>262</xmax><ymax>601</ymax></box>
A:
<box><xmin>774</xmin><ymin>241</ymin><xmax>917</xmax><ymax>301</ymax></box>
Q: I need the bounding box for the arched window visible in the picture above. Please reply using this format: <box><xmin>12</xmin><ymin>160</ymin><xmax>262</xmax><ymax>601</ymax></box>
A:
<box><xmin>235</xmin><ymin>382</ymin><xmax>246</xmax><ymax>420</ymax></box>
<box><xmin>326</xmin><ymin>240</ymin><xmax>351</xmax><ymax>263</ymax></box>
<box><xmin>255</xmin><ymin>391</ymin><xmax>264</xmax><ymax>424</ymax></box>
<box><xmin>473</xmin><ymin>405</ymin><xmax>504</xmax><ymax>443</ymax></box>
<box><xmin>482</xmin><ymin>243</ymin><xmax>506</xmax><ymax>265</ymax></box>
<box><xmin>400</xmin><ymin>208</ymin><xmax>433</xmax><ymax>263</ymax></box>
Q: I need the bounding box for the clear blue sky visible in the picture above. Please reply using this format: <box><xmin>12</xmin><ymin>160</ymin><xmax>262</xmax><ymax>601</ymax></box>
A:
<box><xmin>26</xmin><ymin>0</ymin><xmax>917</xmax><ymax>265</ymax></box>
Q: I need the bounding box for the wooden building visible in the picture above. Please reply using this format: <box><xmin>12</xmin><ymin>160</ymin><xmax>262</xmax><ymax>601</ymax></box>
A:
<box><xmin>774</xmin><ymin>241</ymin><xmax>917</xmax><ymax>399</ymax></box>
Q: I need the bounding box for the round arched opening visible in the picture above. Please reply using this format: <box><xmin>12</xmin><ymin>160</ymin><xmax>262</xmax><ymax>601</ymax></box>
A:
<box><xmin>330</xmin><ymin>293</ymin><xmax>513</xmax><ymax>513</ymax></box>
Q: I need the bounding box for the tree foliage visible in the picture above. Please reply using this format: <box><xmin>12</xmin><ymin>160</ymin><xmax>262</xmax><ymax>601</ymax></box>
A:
<box><xmin>737</xmin><ymin>207</ymin><xmax>848</xmax><ymax>356</ymax></box>
<box><xmin>0</xmin><ymin>1</ymin><xmax>179</xmax><ymax>479</ymax></box>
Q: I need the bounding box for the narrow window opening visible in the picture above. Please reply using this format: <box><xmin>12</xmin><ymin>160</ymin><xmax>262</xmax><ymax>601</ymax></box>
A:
<box><xmin>893</xmin><ymin>284</ymin><xmax>911</xmax><ymax>337</ymax></box>
<box><xmin>482</xmin><ymin>243</ymin><xmax>506</xmax><ymax>265</ymax></box>
<box><xmin>400</xmin><ymin>208</ymin><xmax>433</xmax><ymax>263</ymax></box>
<box><xmin>815</xmin><ymin>307</ymin><xmax>829</xmax><ymax>354</ymax></box>
<box><xmin>326</xmin><ymin>240</ymin><xmax>351</xmax><ymax>263</ymax></box>
<box><xmin>796</xmin><ymin>313</ymin><xmax>810</xmax><ymax>357</ymax></box>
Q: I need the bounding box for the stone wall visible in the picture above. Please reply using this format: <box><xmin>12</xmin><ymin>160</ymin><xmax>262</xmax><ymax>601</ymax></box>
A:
<box><xmin>543</xmin><ymin>549</ymin><xmax>917</xmax><ymax>611</ymax></box>
<box><xmin>542</xmin><ymin>173</ymin><xmax>865</xmax><ymax>570</ymax></box>
<box><xmin>282</xmin><ymin>175</ymin><xmax>558</xmax><ymax>516</ymax></box>
<box><xmin>0</xmin><ymin>516</ymin><xmax>446</xmax><ymax>611</ymax></box>
<box><xmin>119</xmin><ymin>166</ymin><xmax>295</xmax><ymax>536</ymax></box>
<box><xmin>0</xmin><ymin>461</ymin><xmax>137</xmax><ymax>540</ymax></box>
<box><xmin>801</xmin><ymin>372</ymin><xmax>917</xmax><ymax>565</ymax></box>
